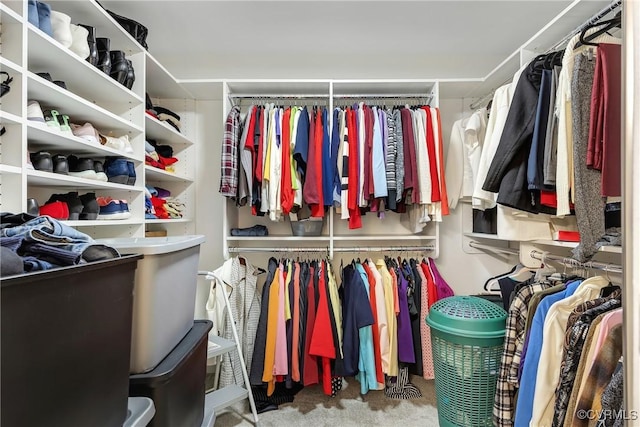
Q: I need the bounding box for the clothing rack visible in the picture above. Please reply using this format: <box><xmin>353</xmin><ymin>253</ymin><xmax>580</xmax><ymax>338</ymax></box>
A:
<box><xmin>468</xmin><ymin>0</ymin><xmax>622</xmax><ymax>111</ymax></box>
<box><xmin>229</xmin><ymin>92</ymin><xmax>434</xmax><ymax>107</ymax></box>
<box><xmin>530</xmin><ymin>250</ymin><xmax>622</xmax><ymax>274</ymax></box>
<box><xmin>228</xmin><ymin>245</ymin><xmax>434</xmax><ymax>256</ymax></box>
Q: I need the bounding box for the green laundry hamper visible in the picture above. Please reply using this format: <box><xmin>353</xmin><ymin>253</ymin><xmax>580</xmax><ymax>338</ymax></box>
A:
<box><xmin>426</xmin><ymin>296</ymin><xmax>507</xmax><ymax>427</ymax></box>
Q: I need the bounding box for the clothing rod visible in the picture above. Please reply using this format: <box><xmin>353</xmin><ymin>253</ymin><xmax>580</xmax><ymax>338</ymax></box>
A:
<box><xmin>469</xmin><ymin>0</ymin><xmax>621</xmax><ymax>111</ymax></box>
<box><xmin>227</xmin><ymin>245</ymin><xmax>434</xmax><ymax>254</ymax></box>
<box><xmin>530</xmin><ymin>250</ymin><xmax>622</xmax><ymax>273</ymax></box>
<box><xmin>229</xmin><ymin>94</ymin><xmax>330</xmax><ymax>99</ymax></box>
<box><xmin>333</xmin><ymin>93</ymin><xmax>433</xmax><ymax>99</ymax></box>
<box><xmin>468</xmin><ymin>241</ymin><xmax>520</xmax><ymax>256</ymax></box>
<box><xmin>229</xmin><ymin>93</ymin><xmax>433</xmax><ymax>100</ymax></box>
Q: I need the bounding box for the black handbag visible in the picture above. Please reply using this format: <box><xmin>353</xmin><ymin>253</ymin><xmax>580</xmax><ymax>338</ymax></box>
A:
<box><xmin>0</xmin><ymin>72</ymin><xmax>13</xmax><ymax>98</ymax></box>
<box><xmin>107</xmin><ymin>10</ymin><xmax>149</xmax><ymax>50</ymax></box>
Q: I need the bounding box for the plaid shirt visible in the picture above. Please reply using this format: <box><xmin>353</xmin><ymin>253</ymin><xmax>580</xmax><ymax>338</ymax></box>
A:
<box><xmin>493</xmin><ymin>281</ymin><xmax>553</xmax><ymax>427</ymax></box>
<box><xmin>219</xmin><ymin>106</ymin><xmax>241</xmax><ymax>198</ymax></box>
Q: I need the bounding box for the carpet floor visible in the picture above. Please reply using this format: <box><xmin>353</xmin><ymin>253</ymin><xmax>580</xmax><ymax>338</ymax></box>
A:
<box><xmin>214</xmin><ymin>375</ymin><xmax>440</xmax><ymax>427</ymax></box>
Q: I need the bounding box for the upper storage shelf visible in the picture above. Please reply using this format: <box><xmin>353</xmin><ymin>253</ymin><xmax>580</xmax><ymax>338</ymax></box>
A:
<box><xmin>145</xmin><ymin>53</ymin><xmax>193</xmax><ymax>99</ymax></box>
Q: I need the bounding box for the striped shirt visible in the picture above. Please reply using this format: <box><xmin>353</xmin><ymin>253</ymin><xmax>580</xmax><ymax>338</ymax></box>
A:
<box><xmin>219</xmin><ymin>106</ymin><xmax>241</xmax><ymax>198</ymax></box>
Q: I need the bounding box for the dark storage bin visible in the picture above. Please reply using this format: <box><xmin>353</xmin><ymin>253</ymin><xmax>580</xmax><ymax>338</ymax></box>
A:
<box><xmin>1</xmin><ymin>255</ymin><xmax>142</xmax><ymax>427</ymax></box>
<box><xmin>473</xmin><ymin>207</ymin><xmax>498</xmax><ymax>234</ymax></box>
<box><xmin>129</xmin><ymin>320</ymin><xmax>213</xmax><ymax>427</ymax></box>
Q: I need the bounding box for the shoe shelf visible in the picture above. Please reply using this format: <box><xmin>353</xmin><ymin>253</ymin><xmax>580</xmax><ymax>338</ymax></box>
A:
<box><xmin>49</xmin><ymin>0</ymin><xmax>144</xmax><ymax>56</ymax></box>
<box><xmin>0</xmin><ymin>164</ymin><xmax>23</xmax><ymax>175</ymax></box>
<box><xmin>27</xmin><ymin>169</ymin><xmax>144</xmax><ymax>191</ymax></box>
<box><xmin>0</xmin><ymin>111</ymin><xmax>24</xmax><ymax>125</ymax></box>
<box><xmin>26</xmin><ymin>25</ymin><xmax>143</xmax><ymax>108</ymax></box>
<box><xmin>1</xmin><ymin>4</ymin><xmax>24</xmax><ymax>67</ymax></box>
<box><xmin>27</xmin><ymin>124</ymin><xmax>141</xmax><ymax>161</ymax></box>
<box><xmin>1</xmin><ymin>56</ymin><xmax>24</xmax><ymax>75</ymax></box>
<box><xmin>27</xmin><ymin>72</ymin><xmax>143</xmax><ymax>134</ymax></box>
<box><xmin>145</xmin><ymin>115</ymin><xmax>194</xmax><ymax>146</ymax></box>
<box><xmin>144</xmin><ymin>165</ymin><xmax>193</xmax><ymax>182</ymax></box>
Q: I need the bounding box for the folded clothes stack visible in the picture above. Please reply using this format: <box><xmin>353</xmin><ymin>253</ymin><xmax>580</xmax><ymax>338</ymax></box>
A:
<box><xmin>145</xmin><ymin>185</ymin><xmax>185</xmax><ymax>219</ymax></box>
<box><xmin>145</xmin><ymin>93</ymin><xmax>182</xmax><ymax>133</ymax></box>
<box><xmin>145</xmin><ymin>139</ymin><xmax>178</xmax><ymax>172</ymax></box>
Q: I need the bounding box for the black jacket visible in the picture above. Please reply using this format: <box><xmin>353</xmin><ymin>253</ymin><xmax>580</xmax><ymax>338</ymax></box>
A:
<box><xmin>482</xmin><ymin>58</ymin><xmax>545</xmax><ymax>214</ymax></box>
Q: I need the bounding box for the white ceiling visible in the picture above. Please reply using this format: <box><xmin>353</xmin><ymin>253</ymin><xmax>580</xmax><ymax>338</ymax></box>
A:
<box><xmin>101</xmin><ymin>0</ymin><xmax>611</xmax><ymax>82</ymax></box>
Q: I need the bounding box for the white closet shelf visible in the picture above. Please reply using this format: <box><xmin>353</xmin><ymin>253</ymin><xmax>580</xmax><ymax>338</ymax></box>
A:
<box><xmin>27</xmin><ymin>27</ymin><xmax>143</xmax><ymax>107</ymax></box>
<box><xmin>145</xmin><ymin>218</ymin><xmax>192</xmax><ymax>224</ymax></box>
<box><xmin>48</xmin><ymin>0</ymin><xmax>144</xmax><ymax>55</ymax></box>
<box><xmin>0</xmin><ymin>165</ymin><xmax>22</xmax><ymax>174</ymax></box>
<box><xmin>27</xmin><ymin>169</ymin><xmax>144</xmax><ymax>191</ymax></box>
<box><xmin>226</xmin><ymin>80</ymin><xmax>330</xmax><ymax>96</ymax></box>
<box><xmin>27</xmin><ymin>124</ymin><xmax>141</xmax><ymax>161</ymax></box>
<box><xmin>463</xmin><ymin>232</ymin><xmax>505</xmax><ymax>241</ymax></box>
<box><xmin>0</xmin><ymin>111</ymin><xmax>23</xmax><ymax>125</ymax></box>
<box><xmin>465</xmin><ymin>233</ymin><xmax>623</xmax><ymax>254</ymax></box>
<box><xmin>227</xmin><ymin>236</ymin><xmax>331</xmax><ymax>242</ymax></box>
<box><xmin>332</xmin><ymin>80</ymin><xmax>437</xmax><ymax>97</ymax></box>
<box><xmin>0</xmin><ymin>2</ymin><xmax>23</xmax><ymax>24</ymax></box>
<box><xmin>144</xmin><ymin>165</ymin><xmax>193</xmax><ymax>182</ymax></box>
<box><xmin>0</xmin><ymin>56</ymin><xmax>24</xmax><ymax>74</ymax></box>
<box><xmin>333</xmin><ymin>235</ymin><xmax>437</xmax><ymax>241</ymax></box>
<box><xmin>66</xmin><ymin>219</ymin><xmax>143</xmax><ymax>227</ymax></box>
<box><xmin>145</xmin><ymin>115</ymin><xmax>193</xmax><ymax>146</ymax></box>
<box><xmin>27</xmin><ymin>73</ymin><xmax>143</xmax><ymax>135</ymax></box>
<box><xmin>145</xmin><ymin>53</ymin><xmax>192</xmax><ymax>99</ymax></box>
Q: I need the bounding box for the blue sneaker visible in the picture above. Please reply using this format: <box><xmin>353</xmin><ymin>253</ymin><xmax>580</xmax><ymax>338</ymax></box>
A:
<box><xmin>97</xmin><ymin>197</ymin><xmax>130</xmax><ymax>220</ymax></box>
<box><xmin>104</xmin><ymin>158</ymin><xmax>129</xmax><ymax>184</ymax></box>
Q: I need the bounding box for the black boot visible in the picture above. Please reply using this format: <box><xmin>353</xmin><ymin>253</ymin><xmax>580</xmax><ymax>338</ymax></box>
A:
<box><xmin>124</xmin><ymin>60</ymin><xmax>135</xmax><ymax>90</ymax></box>
<box><xmin>109</xmin><ymin>51</ymin><xmax>129</xmax><ymax>86</ymax></box>
<box><xmin>79</xmin><ymin>24</ymin><xmax>98</xmax><ymax>67</ymax></box>
<box><xmin>96</xmin><ymin>37</ymin><xmax>111</xmax><ymax>74</ymax></box>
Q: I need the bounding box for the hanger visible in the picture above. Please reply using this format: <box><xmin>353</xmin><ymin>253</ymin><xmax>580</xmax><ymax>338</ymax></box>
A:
<box><xmin>575</xmin><ymin>11</ymin><xmax>622</xmax><ymax>49</ymax></box>
<box><xmin>508</xmin><ymin>264</ymin><xmax>535</xmax><ymax>283</ymax></box>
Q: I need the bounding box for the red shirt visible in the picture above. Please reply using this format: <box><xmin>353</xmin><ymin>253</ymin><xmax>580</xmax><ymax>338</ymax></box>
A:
<box><xmin>280</xmin><ymin>108</ymin><xmax>294</xmax><ymax>214</ymax></box>
<box><xmin>347</xmin><ymin>109</ymin><xmax>362</xmax><ymax>229</ymax></box>
<box><xmin>422</xmin><ymin>107</ymin><xmax>441</xmax><ymax>202</ymax></box>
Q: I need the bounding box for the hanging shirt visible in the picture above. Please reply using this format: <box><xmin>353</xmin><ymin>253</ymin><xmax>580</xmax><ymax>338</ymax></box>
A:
<box><xmin>394</xmin><ymin>110</ymin><xmax>405</xmax><ymax>203</ymax></box>
<box><xmin>237</xmin><ymin>106</ymin><xmax>254</xmax><ymax>206</ymax></box>
<box><xmin>274</xmin><ymin>263</ymin><xmax>288</xmax><ymax>376</ymax></box>
<box><xmin>322</xmin><ymin>107</ymin><xmax>334</xmax><ymax>206</ymax></box>
<box><xmin>396</xmin><ymin>267</ymin><xmax>416</xmax><ymax>364</ymax></box>
<box><xmin>302</xmin><ymin>264</ymin><xmax>319</xmax><ymax>386</ymax></box>
<box><xmin>355</xmin><ymin>263</ymin><xmax>379</xmax><ymax>394</ymax></box>
<box><xmin>372</xmin><ymin>107</ymin><xmax>388</xmax><ymax>198</ymax></box>
<box><xmin>413</xmin><ymin>108</ymin><xmax>430</xmax><ymax>205</ymax></box>
<box><xmin>385</xmin><ymin>108</ymin><xmax>398</xmax><ymax>210</ymax></box>
<box><xmin>290</xmin><ymin>107</ymin><xmax>303</xmax><ymax>208</ymax></box>
<box><xmin>341</xmin><ymin>265</ymin><xmax>374</xmax><ymax>377</ymax></box>
<box><xmin>309</xmin><ymin>262</ymin><xmax>336</xmax><ymax>396</ymax></box>
<box><xmin>262</xmin><ymin>268</ymin><xmax>281</xmax><ymax>396</ymax></box>
<box><xmin>347</xmin><ymin>108</ymin><xmax>362</xmax><ymax>229</ymax></box>
<box><xmin>291</xmin><ymin>262</ymin><xmax>302</xmax><ymax>382</ymax></box>
<box><xmin>339</xmin><ymin>109</ymin><xmax>350</xmax><ymax>219</ymax></box>
<box><xmin>423</xmin><ymin>107</ymin><xmax>441</xmax><ymax>203</ymax></box>
<box><xmin>260</xmin><ymin>104</ymin><xmax>273</xmax><ymax>214</ymax></box>
<box><xmin>362</xmin><ymin>261</ymin><xmax>385</xmax><ymax>389</ymax></box>
<box><xmin>401</xmin><ymin>108</ymin><xmax>418</xmax><ymax>204</ymax></box>
<box><xmin>376</xmin><ymin>259</ymin><xmax>398</xmax><ymax>377</ymax></box>
<box><xmin>219</xmin><ymin>106</ymin><xmax>241</xmax><ymax>198</ymax></box>
<box><xmin>294</xmin><ymin>107</ymin><xmax>310</xmax><ymax>180</ymax></box>
<box><xmin>433</xmin><ymin>108</ymin><xmax>449</xmax><ymax>215</ymax></box>
<box><xmin>332</xmin><ymin>108</ymin><xmax>342</xmax><ymax>204</ymax></box>
<box><xmin>281</xmin><ymin>108</ymin><xmax>294</xmax><ymax>215</ymax></box>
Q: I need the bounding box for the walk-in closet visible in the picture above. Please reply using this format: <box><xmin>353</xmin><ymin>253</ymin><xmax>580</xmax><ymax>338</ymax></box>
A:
<box><xmin>1</xmin><ymin>0</ymin><xmax>638</xmax><ymax>426</ymax></box>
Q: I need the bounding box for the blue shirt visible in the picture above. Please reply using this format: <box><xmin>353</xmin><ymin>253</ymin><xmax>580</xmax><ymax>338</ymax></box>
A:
<box><xmin>355</xmin><ymin>263</ymin><xmax>378</xmax><ymax>394</ymax></box>
<box><xmin>294</xmin><ymin>107</ymin><xmax>309</xmax><ymax>178</ymax></box>
<box><xmin>514</xmin><ymin>279</ymin><xmax>582</xmax><ymax>426</ymax></box>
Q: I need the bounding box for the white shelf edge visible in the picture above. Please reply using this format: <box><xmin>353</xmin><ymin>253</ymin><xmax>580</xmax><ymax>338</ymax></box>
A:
<box><xmin>27</xmin><ymin>169</ymin><xmax>144</xmax><ymax>191</ymax></box>
<box><xmin>464</xmin><ymin>232</ymin><xmax>505</xmax><ymax>241</ymax></box>
<box><xmin>66</xmin><ymin>219</ymin><xmax>143</xmax><ymax>226</ymax></box>
<box><xmin>333</xmin><ymin>235</ymin><xmax>437</xmax><ymax>241</ymax></box>
<box><xmin>144</xmin><ymin>165</ymin><xmax>193</xmax><ymax>182</ymax></box>
<box><xmin>0</xmin><ymin>110</ymin><xmax>24</xmax><ymax>124</ymax></box>
<box><xmin>0</xmin><ymin>2</ymin><xmax>23</xmax><ymax>23</ymax></box>
<box><xmin>227</xmin><ymin>236</ymin><xmax>330</xmax><ymax>241</ymax></box>
<box><xmin>145</xmin><ymin>218</ymin><xmax>191</xmax><ymax>224</ymax></box>
<box><xmin>0</xmin><ymin>165</ymin><xmax>22</xmax><ymax>174</ymax></box>
<box><xmin>466</xmin><ymin>233</ymin><xmax>622</xmax><ymax>254</ymax></box>
<box><xmin>145</xmin><ymin>114</ymin><xmax>193</xmax><ymax>145</ymax></box>
<box><xmin>0</xmin><ymin>56</ymin><xmax>24</xmax><ymax>73</ymax></box>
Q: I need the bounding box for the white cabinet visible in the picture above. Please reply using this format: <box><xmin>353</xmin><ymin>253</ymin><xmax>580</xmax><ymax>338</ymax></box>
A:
<box><xmin>0</xmin><ymin>0</ymin><xmax>196</xmax><ymax>238</ymax></box>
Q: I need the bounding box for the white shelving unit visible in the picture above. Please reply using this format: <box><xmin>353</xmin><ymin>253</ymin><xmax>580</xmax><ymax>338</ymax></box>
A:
<box><xmin>0</xmin><ymin>0</ymin><xmax>196</xmax><ymax>238</ymax></box>
<box><xmin>220</xmin><ymin>79</ymin><xmax>441</xmax><ymax>259</ymax></box>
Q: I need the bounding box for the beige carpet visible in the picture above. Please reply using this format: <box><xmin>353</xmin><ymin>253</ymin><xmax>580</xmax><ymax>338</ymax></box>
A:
<box><xmin>215</xmin><ymin>375</ymin><xmax>440</xmax><ymax>427</ymax></box>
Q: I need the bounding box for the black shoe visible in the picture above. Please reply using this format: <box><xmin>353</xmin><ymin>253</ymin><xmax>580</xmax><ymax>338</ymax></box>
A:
<box><xmin>79</xmin><ymin>24</ymin><xmax>98</xmax><ymax>67</ymax></box>
<box><xmin>53</xmin><ymin>80</ymin><xmax>67</xmax><ymax>90</ymax></box>
<box><xmin>94</xmin><ymin>160</ymin><xmax>108</xmax><ymax>181</ymax></box>
<box><xmin>47</xmin><ymin>192</ymin><xmax>83</xmax><ymax>220</ymax></box>
<box><xmin>79</xmin><ymin>192</ymin><xmax>99</xmax><ymax>220</ymax></box>
<box><xmin>30</xmin><ymin>151</ymin><xmax>53</xmax><ymax>172</ymax></box>
<box><xmin>96</xmin><ymin>37</ymin><xmax>111</xmax><ymax>74</ymax></box>
<box><xmin>127</xmin><ymin>160</ymin><xmax>136</xmax><ymax>185</ymax></box>
<box><xmin>109</xmin><ymin>51</ymin><xmax>128</xmax><ymax>85</ymax></box>
<box><xmin>67</xmin><ymin>155</ymin><xmax>97</xmax><ymax>180</ymax></box>
<box><xmin>36</xmin><ymin>72</ymin><xmax>53</xmax><ymax>82</ymax></box>
<box><xmin>124</xmin><ymin>59</ymin><xmax>135</xmax><ymax>90</ymax></box>
<box><xmin>52</xmin><ymin>154</ymin><xmax>68</xmax><ymax>174</ymax></box>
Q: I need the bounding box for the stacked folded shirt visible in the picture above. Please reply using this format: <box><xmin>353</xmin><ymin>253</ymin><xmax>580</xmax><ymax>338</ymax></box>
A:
<box><xmin>145</xmin><ymin>93</ymin><xmax>182</xmax><ymax>133</ymax></box>
<box><xmin>145</xmin><ymin>139</ymin><xmax>178</xmax><ymax>173</ymax></box>
<box><xmin>145</xmin><ymin>186</ymin><xmax>185</xmax><ymax>220</ymax></box>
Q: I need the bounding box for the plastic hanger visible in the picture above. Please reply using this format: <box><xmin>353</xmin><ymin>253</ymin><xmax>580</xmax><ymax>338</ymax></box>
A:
<box><xmin>575</xmin><ymin>11</ymin><xmax>622</xmax><ymax>49</ymax></box>
<box><xmin>508</xmin><ymin>264</ymin><xmax>535</xmax><ymax>283</ymax></box>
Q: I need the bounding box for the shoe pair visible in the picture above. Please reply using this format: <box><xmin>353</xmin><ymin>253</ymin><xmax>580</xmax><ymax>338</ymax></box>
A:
<box><xmin>29</xmin><ymin>151</ymin><xmax>68</xmax><ymax>174</ymax></box>
<box><xmin>105</xmin><ymin>158</ymin><xmax>136</xmax><ymax>185</ymax></box>
<box><xmin>97</xmin><ymin>197</ymin><xmax>131</xmax><ymax>220</ymax></box>
<box><xmin>99</xmin><ymin>133</ymin><xmax>134</xmax><ymax>154</ymax></box>
<box><xmin>67</xmin><ymin>155</ymin><xmax>108</xmax><ymax>181</ymax></box>
<box><xmin>28</xmin><ymin>1</ymin><xmax>53</xmax><ymax>37</ymax></box>
<box><xmin>43</xmin><ymin>192</ymin><xmax>99</xmax><ymax>220</ymax></box>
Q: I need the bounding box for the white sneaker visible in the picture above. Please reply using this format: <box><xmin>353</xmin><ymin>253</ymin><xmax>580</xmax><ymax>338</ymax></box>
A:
<box><xmin>27</xmin><ymin>100</ymin><xmax>46</xmax><ymax>126</ymax></box>
<box><xmin>100</xmin><ymin>134</ymin><xmax>134</xmax><ymax>154</ymax></box>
